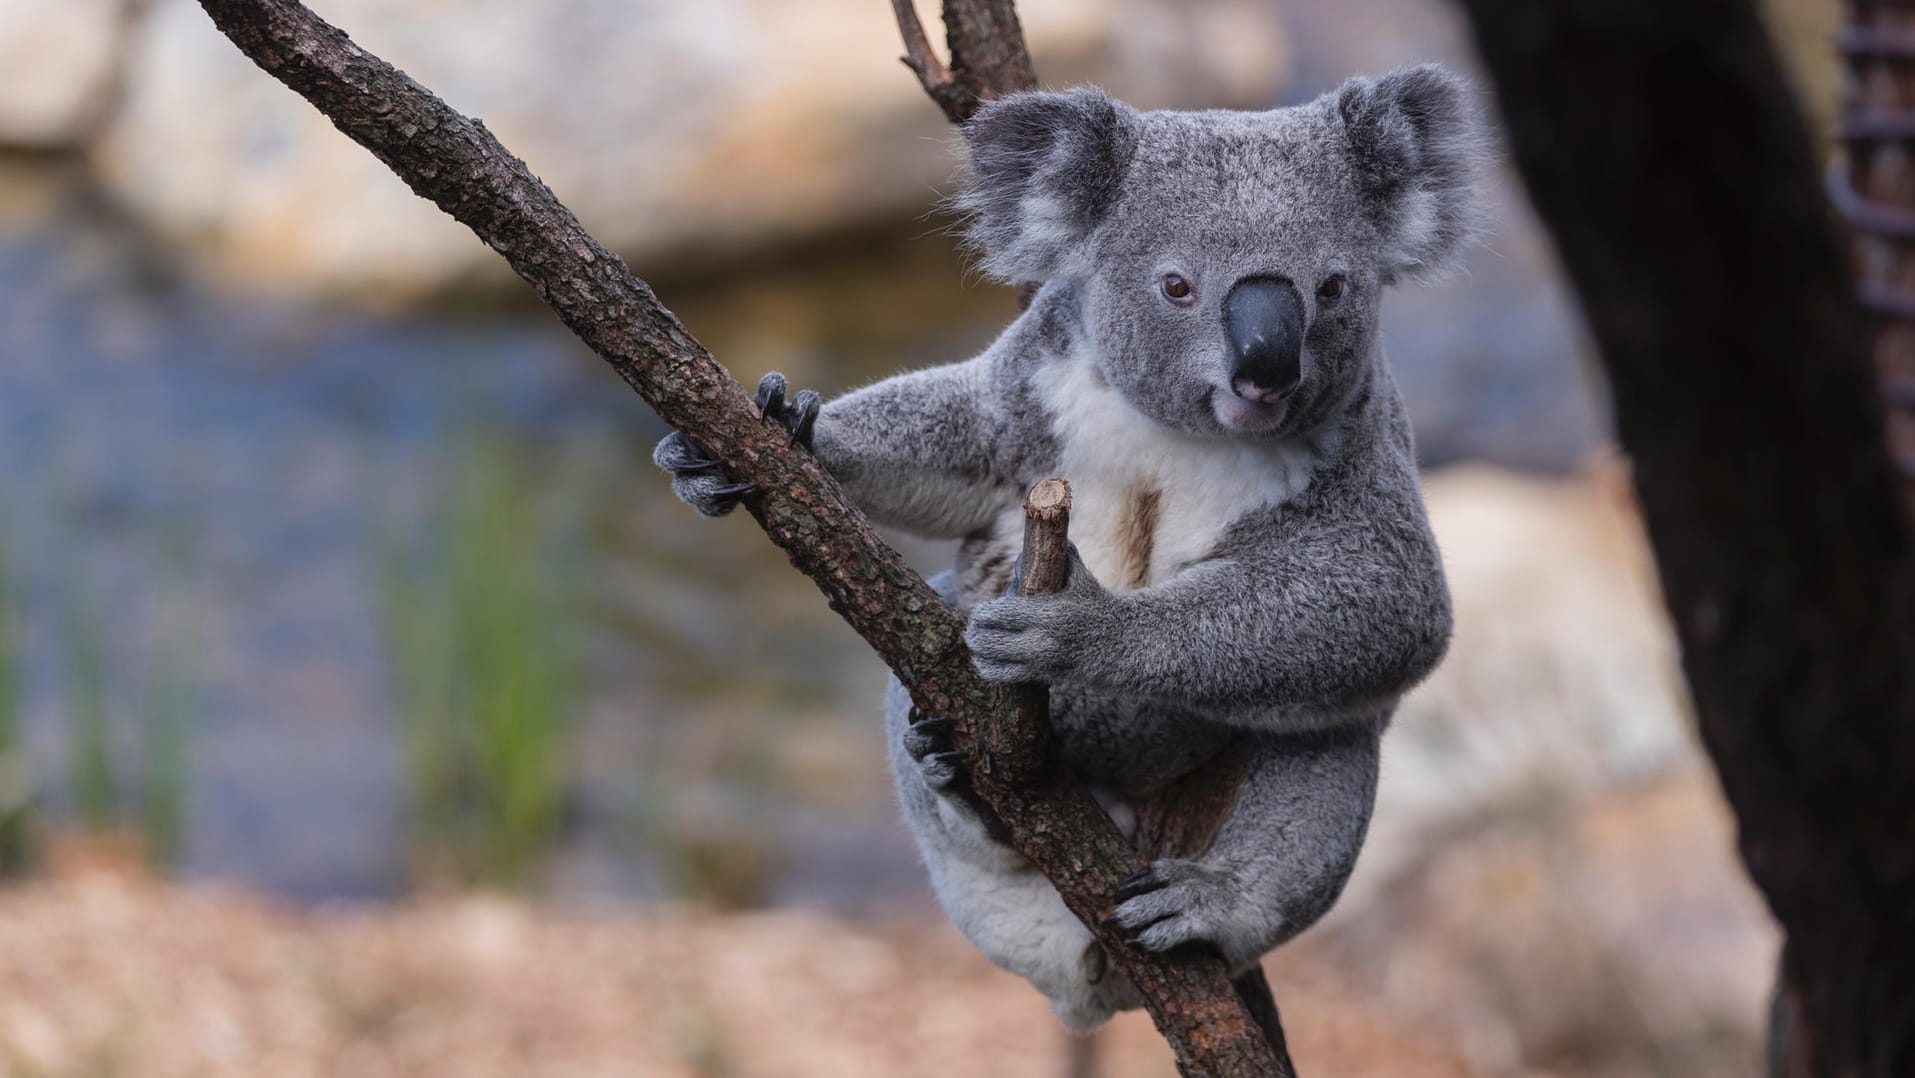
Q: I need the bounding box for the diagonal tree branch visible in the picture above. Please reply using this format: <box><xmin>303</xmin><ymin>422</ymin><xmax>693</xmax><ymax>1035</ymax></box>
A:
<box><xmin>193</xmin><ymin>1</ymin><xmax>1285</xmax><ymax>1073</ymax></box>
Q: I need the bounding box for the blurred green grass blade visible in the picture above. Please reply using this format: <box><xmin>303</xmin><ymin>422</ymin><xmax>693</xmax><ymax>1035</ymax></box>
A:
<box><xmin>379</xmin><ymin>427</ymin><xmax>578</xmax><ymax>890</ymax></box>
<box><xmin>0</xmin><ymin>529</ymin><xmax>32</xmax><ymax>874</ymax></box>
<box><xmin>64</xmin><ymin>579</ymin><xmax>116</xmax><ymax>833</ymax></box>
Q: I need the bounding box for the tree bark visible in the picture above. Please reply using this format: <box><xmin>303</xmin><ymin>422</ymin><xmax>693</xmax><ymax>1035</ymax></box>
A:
<box><xmin>193</xmin><ymin>1</ymin><xmax>1286</xmax><ymax>1073</ymax></box>
<box><xmin>889</xmin><ymin>0</ymin><xmax>1036</xmax><ymax>123</ymax></box>
<box><xmin>1453</xmin><ymin>2</ymin><xmax>1915</xmax><ymax>1074</ymax></box>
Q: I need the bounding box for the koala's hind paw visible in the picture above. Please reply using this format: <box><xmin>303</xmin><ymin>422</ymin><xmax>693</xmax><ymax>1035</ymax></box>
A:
<box><xmin>901</xmin><ymin>716</ymin><xmax>964</xmax><ymax>791</ymax></box>
<box><xmin>754</xmin><ymin>372</ymin><xmax>821</xmax><ymax>449</ymax></box>
<box><xmin>903</xmin><ymin>710</ymin><xmax>1011</xmax><ymax>844</ymax></box>
<box><xmin>1104</xmin><ymin>859</ymin><xmax>1248</xmax><ymax>956</ymax></box>
<box><xmin>652</xmin><ymin>431</ymin><xmax>755</xmax><ymax>517</ymax></box>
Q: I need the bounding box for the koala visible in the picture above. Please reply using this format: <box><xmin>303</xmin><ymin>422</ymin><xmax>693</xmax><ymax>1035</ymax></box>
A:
<box><xmin>655</xmin><ymin>65</ymin><xmax>1480</xmax><ymax>1030</ymax></box>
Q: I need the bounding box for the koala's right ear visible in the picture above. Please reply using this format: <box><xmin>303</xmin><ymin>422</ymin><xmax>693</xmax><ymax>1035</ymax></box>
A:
<box><xmin>1338</xmin><ymin>65</ymin><xmax>1488</xmax><ymax>281</ymax></box>
<box><xmin>956</xmin><ymin>88</ymin><xmax>1141</xmax><ymax>284</ymax></box>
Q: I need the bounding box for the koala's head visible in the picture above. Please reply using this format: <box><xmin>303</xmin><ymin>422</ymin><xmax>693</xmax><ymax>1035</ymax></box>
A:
<box><xmin>957</xmin><ymin>65</ymin><xmax>1486</xmax><ymax>440</ymax></box>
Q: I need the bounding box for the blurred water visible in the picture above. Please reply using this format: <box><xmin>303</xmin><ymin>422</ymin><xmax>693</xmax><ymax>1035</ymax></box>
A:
<box><xmin>0</xmin><ymin>151</ymin><xmax>1600</xmax><ymax>907</ymax></box>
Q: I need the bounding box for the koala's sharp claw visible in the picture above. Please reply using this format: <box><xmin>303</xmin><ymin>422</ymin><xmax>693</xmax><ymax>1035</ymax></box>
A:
<box><xmin>754</xmin><ymin>372</ymin><xmax>822</xmax><ymax>450</ymax></box>
<box><xmin>755</xmin><ymin>371</ymin><xmax>789</xmax><ymax>418</ymax></box>
<box><xmin>1124</xmin><ymin>927</ymin><xmax>1163</xmax><ymax>946</ymax></box>
<box><xmin>915</xmin><ymin>747</ymin><xmax>970</xmax><ymax>797</ymax></box>
<box><xmin>1117</xmin><ymin>903</ymin><xmax>1177</xmax><ymax>934</ymax></box>
<box><xmin>653</xmin><ymin>430</ymin><xmax>709</xmax><ymax>473</ymax></box>
<box><xmin>1106</xmin><ymin>859</ymin><xmax>1241</xmax><ymax>955</ymax></box>
<box><xmin>1115</xmin><ymin>869</ymin><xmax>1159</xmax><ymax>901</ymax></box>
<box><xmin>656</xmin><ymin>432</ymin><xmax>759</xmax><ymax>517</ymax></box>
<box><xmin>901</xmin><ymin>717</ymin><xmax>953</xmax><ymax>762</ymax></box>
<box><xmin>788</xmin><ymin>389</ymin><xmax>821</xmax><ymax>448</ymax></box>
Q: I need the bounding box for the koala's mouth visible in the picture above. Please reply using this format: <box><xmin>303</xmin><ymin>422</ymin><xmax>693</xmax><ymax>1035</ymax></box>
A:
<box><xmin>1211</xmin><ymin>385</ymin><xmax>1293</xmax><ymax>434</ymax></box>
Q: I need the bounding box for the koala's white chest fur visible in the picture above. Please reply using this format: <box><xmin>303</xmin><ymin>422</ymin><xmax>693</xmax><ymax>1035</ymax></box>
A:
<box><xmin>1033</xmin><ymin>355</ymin><xmax>1321</xmax><ymax>591</ymax></box>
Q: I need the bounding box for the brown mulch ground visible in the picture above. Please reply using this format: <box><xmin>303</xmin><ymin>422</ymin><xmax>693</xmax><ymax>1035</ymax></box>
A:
<box><xmin>0</xmin><ymin>864</ymin><xmax>1468</xmax><ymax>1078</ymax></box>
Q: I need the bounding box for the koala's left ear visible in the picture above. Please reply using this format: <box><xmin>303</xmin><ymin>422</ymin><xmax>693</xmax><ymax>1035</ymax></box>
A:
<box><xmin>956</xmin><ymin>88</ymin><xmax>1141</xmax><ymax>284</ymax></box>
<box><xmin>1338</xmin><ymin>65</ymin><xmax>1488</xmax><ymax>281</ymax></box>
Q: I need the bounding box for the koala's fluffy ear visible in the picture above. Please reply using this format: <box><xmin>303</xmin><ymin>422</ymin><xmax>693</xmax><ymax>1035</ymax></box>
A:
<box><xmin>956</xmin><ymin>88</ymin><xmax>1141</xmax><ymax>284</ymax></box>
<box><xmin>1338</xmin><ymin>65</ymin><xmax>1487</xmax><ymax>281</ymax></box>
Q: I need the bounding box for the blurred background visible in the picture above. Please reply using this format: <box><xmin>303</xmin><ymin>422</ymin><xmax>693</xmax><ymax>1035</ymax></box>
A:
<box><xmin>0</xmin><ymin>0</ymin><xmax>1846</xmax><ymax>1074</ymax></box>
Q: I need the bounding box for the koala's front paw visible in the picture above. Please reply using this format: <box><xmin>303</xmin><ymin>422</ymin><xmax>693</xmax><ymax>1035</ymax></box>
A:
<box><xmin>1104</xmin><ymin>859</ymin><xmax>1249</xmax><ymax>957</ymax></box>
<box><xmin>652</xmin><ymin>431</ymin><xmax>754</xmax><ymax>517</ymax></box>
<box><xmin>965</xmin><ymin>595</ymin><xmax>1073</xmax><ymax>682</ymax></box>
<box><xmin>652</xmin><ymin>372</ymin><xmax>822</xmax><ymax>517</ymax></box>
<box><xmin>964</xmin><ymin>543</ymin><xmax>1109</xmax><ymax>684</ymax></box>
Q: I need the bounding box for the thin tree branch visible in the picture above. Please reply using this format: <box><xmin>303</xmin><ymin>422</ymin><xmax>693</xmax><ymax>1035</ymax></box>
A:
<box><xmin>193</xmin><ymin>0</ymin><xmax>1285</xmax><ymax>1072</ymax></box>
<box><xmin>940</xmin><ymin>0</ymin><xmax>1038</xmax><ymax>110</ymax></box>
<box><xmin>891</xmin><ymin>0</ymin><xmax>949</xmax><ymax>83</ymax></box>
<box><xmin>889</xmin><ymin>0</ymin><xmax>965</xmax><ymax>124</ymax></box>
<box><xmin>890</xmin><ymin>0</ymin><xmax>1037</xmax><ymax>123</ymax></box>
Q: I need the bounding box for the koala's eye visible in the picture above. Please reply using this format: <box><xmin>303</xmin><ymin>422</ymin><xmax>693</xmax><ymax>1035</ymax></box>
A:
<box><xmin>1317</xmin><ymin>274</ymin><xmax>1346</xmax><ymax>302</ymax></box>
<box><xmin>1161</xmin><ymin>273</ymin><xmax>1193</xmax><ymax>302</ymax></box>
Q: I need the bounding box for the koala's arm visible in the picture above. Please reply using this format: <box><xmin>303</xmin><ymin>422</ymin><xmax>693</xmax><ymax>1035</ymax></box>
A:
<box><xmin>1100</xmin><ymin>497</ymin><xmax>1449</xmax><ymax>724</ymax></box>
<box><xmin>809</xmin><ymin>354</ymin><xmax>1027</xmax><ymax>539</ymax></box>
<box><xmin>967</xmin><ymin>461</ymin><xmax>1451</xmax><ymax>732</ymax></box>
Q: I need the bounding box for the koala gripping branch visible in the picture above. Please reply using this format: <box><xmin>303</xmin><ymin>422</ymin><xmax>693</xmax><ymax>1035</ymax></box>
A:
<box><xmin>194</xmin><ymin>1</ymin><xmax>1288</xmax><ymax>1074</ymax></box>
<box><xmin>978</xmin><ymin>477</ymin><xmax>1071</xmax><ymax>785</ymax></box>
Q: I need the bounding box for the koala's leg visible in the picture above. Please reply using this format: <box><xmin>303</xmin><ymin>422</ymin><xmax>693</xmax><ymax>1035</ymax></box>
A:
<box><xmin>886</xmin><ymin>676</ymin><xmax>1138</xmax><ymax>1029</ymax></box>
<box><xmin>1106</xmin><ymin>727</ymin><xmax>1379</xmax><ymax>971</ymax></box>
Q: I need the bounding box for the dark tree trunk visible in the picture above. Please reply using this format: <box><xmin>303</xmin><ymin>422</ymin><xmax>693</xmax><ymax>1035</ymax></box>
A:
<box><xmin>1453</xmin><ymin>2</ymin><xmax>1915</xmax><ymax>1074</ymax></box>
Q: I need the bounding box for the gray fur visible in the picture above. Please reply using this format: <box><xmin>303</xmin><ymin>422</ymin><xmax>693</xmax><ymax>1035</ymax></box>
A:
<box><xmin>654</xmin><ymin>65</ymin><xmax>1481</xmax><ymax>1029</ymax></box>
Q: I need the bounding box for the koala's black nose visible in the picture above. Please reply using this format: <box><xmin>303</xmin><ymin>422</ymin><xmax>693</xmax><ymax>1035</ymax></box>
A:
<box><xmin>1222</xmin><ymin>276</ymin><xmax>1304</xmax><ymax>402</ymax></box>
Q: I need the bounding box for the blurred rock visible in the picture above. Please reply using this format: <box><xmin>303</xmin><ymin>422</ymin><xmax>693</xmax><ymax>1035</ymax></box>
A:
<box><xmin>1309</xmin><ymin>774</ymin><xmax>1778</xmax><ymax>1077</ymax></box>
<box><xmin>0</xmin><ymin>0</ymin><xmax>125</xmax><ymax>148</ymax></box>
<box><xmin>92</xmin><ymin>0</ymin><xmax>1289</xmax><ymax>301</ymax></box>
<box><xmin>1295</xmin><ymin>464</ymin><xmax>1777</xmax><ymax>1073</ymax></box>
<box><xmin>1350</xmin><ymin>461</ymin><xmax>1700</xmax><ymax>910</ymax></box>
